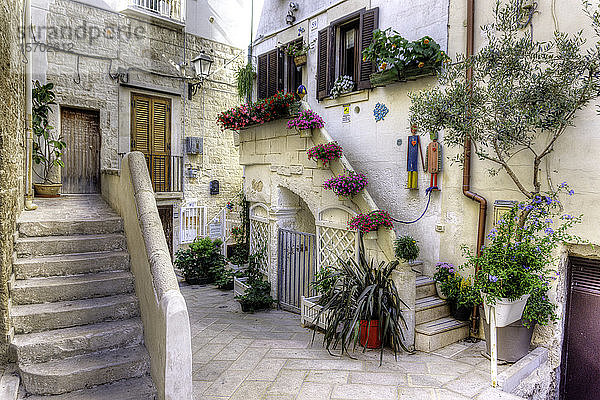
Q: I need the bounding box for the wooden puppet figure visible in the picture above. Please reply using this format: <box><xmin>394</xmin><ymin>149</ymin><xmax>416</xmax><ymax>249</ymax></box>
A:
<box><xmin>407</xmin><ymin>124</ymin><xmax>424</xmax><ymax>189</ymax></box>
<box><xmin>426</xmin><ymin>132</ymin><xmax>442</xmax><ymax>190</ymax></box>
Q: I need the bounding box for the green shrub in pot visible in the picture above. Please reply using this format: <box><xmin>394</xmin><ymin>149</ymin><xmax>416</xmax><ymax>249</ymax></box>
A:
<box><xmin>174</xmin><ymin>237</ymin><xmax>225</xmax><ymax>285</ymax></box>
<box><xmin>394</xmin><ymin>235</ymin><xmax>419</xmax><ymax>262</ymax></box>
<box><xmin>236</xmin><ymin>249</ymin><xmax>274</xmax><ymax>312</ymax></box>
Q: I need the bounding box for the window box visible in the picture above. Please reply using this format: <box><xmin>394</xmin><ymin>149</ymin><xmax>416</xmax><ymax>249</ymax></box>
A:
<box><xmin>370</xmin><ymin>66</ymin><xmax>437</xmax><ymax>87</ymax></box>
<box><xmin>300</xmin><ymin>295</ymin><xmax>330</xmax><ymax>329</ymax></box>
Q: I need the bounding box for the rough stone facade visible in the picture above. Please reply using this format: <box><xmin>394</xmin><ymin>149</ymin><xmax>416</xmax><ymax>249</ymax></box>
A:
<box><xmin>0</xmin><ymin>0</ymin><xmax>25</xmax><ymax>361</ymax></box>
<box><xmin>32</xmin><ymin>0</ymin><xmax>243</xmax><ymax>249</ymax></box>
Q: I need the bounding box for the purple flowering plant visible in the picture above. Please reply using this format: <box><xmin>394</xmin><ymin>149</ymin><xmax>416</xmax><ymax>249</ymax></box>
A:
<box><xmin>323</xmin><ymin>172</ymin><xmax>368</xmax><ymax>197</ymax></box>
<box><xmin>287</xmin><ymin>109</ymin><xmax>325</xmax><ymax>130</ymax></box>
<box><xmin>466</xmin><ymin>183</ymin><xmax>584</xmax><ymax>325</ymax></box>
<box><xmin>307</xmin><ymin>141</ymin><xmax>343</xmax><ymax>166</ymax></box>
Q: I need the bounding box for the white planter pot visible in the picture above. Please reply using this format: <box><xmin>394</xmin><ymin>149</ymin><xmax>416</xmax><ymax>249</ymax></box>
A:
<box><xmin>299</xmin><ymin>128</ymin><xmax>312</xmax><ymax>138</ymax></box>
<box><xmin>364</xmin><ymin>231</ymin><xmax>378</xmax><ymax>240</ymax></box>
<box><xmin>435</xmin><ymin>281</ymin><xmax>448</xmax><ymax>300</ymax></box>
<box><xmin>482</xmin><ymin>293</ymin><xmax>531</xmax><ymax>328</ymax></box>
<box><xmin>233</xmin><ymin>277</ymin><xmax>250</xmax><ymax>297</ymax></box>
<box><xmin>301</xmin><ymin>295</ymin><xmax>330</xmax><ymax>329</ymax></box>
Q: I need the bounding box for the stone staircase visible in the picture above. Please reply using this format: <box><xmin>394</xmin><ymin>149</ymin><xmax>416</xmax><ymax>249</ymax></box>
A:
<box><xmin>10</xmin><ymin>196</ymin><xmax>156</xmax><ymax>399</ymax></box>
<box><xmin>414</xmin><ymin>274</ymin><xmax>470</xmax><ymax>352</ymax></box>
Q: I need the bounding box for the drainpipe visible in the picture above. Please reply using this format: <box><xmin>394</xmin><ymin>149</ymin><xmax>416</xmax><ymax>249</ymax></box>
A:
<box><xmin>464</xmin><ymin>0</ymin><xmax>486</xmax><ymax>334</ymax></box>
<box><xmin>24</xmin><ymin>0</ymin><xmax>37</xmax><ymax>211</ymax></box>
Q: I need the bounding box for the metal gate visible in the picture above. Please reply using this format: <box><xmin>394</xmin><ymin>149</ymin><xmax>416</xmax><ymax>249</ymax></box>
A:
<box><xmin>277</xmin><ymin>229</ymin><xmax>316</xmax><ymax>313</ymax></box>
<box><xmin>561</xmin><ymin>257</ymin><xmax>600</xmax><ymax>400</ymax></box>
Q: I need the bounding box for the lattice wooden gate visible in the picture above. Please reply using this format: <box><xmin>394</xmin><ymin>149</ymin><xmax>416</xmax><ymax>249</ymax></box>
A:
<box><xmin>316</xmin><ymin>206</ymin><xmax>359</xmax><ymax>270</ymax></box>
<box><xmin>249</xmin><ymin>203</ymin><xmax>270</xmax><ymax>274</ymax></box>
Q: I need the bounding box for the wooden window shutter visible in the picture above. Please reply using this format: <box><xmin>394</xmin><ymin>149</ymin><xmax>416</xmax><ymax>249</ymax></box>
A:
<box><xmin>316</xmin><ymin>28</ymin><xmax>329</xmax><ymax>100</ymax></box>
<box><xmin>266</xmin><ymin>49</ymin><xmax>281</xmax><ymax>97</ymax></box>
<box><xmin>151</xmin><ymin>98</ymin><xmax>171</xmax><ymax>192</ymax></box>
<box><xmin>257</xmin><ymin>53</ymin><xmax>268</xmax><ymax>99</ymax></box>
<box><xmin>131</xmin><ymin>96</ymin><xmax>151</xmax><ymax>153</ymax></box>
<box><xmin>357</xmin><ymin>7</ymin><xmax>379</xmax><ymax>90</ymax></box>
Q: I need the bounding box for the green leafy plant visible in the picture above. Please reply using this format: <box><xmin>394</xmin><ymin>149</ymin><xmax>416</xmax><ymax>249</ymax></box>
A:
<box><xmin>394</xmin><ymin>235</ymin><xmax>419</xmax><ymax>262</ymax></box>
<box><xmin>444</xmin><ymin>275</ymin><xmax>480</xmax><ymax>310</ymax></box>
<box><xmin>236</xmin><ymin>249</ymin><xmax>274</xmax><ymax>312</ymax></box>
<box><xmin>280</xmin><ymin>39</ymin><xmax>315</xmax><ymax>57</ymax></box>
<box><xmin>235</xmin><ymin>62</ymin><xmax>256</xmax><ymax>102</ymax></box>
<box><xmin>468</xmin><ymin>185</ymin><xmax>583</xmax><ymax>308</ymax></box>
<box><xmin>433</xmin><ymin>262</ymin><xmax>456</xmax><ymax>285</ymax></box>
<box><xmin>314</xmin><ymin>244</ymin><xmax>410</xmax><ymax>363</ymax></box>
<box><xmin>213</xmin><ymin>265</ymin><xmax>235</xmax><ymax>290</ymax></box>
<box><xmin>310</xmin><ymin>265</ymin><xmax>337</xmax><ymax>298</ymax></box>
<box><xmin>410</xmin><ymin>0</ymin><xmax>600</xmax><ymax>211</ymax></box>
<box><xmin>32</xmin><ymin>81</ymin><xmax>66</xmax><ymax>184</ymax></box>
<box><xmin>522</xmin><ymin>285</ymin><xmax>558</xmax><ymax>328</ymax></box>
<box><xmin>174</xmin><ymin>237</ymin><xmax>225</xmax><ymax>284</ymax></box>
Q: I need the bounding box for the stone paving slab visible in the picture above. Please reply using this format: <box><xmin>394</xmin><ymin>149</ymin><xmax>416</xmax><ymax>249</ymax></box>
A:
<box><xmin>182</xmin><ymin>283</ymin><xmax>513</xmax><ymax>400</ymax></box>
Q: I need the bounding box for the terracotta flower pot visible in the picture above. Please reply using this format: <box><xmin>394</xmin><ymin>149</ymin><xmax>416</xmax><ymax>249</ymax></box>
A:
<box><xmin>33</xmin><ymin>183</ymin><xmax>62</xmax><ymax>198</ymax></box>
<box><xmin>359</xmin><ymin>320</ymin><xmax>382</xmax><ymax>349</ymax></box>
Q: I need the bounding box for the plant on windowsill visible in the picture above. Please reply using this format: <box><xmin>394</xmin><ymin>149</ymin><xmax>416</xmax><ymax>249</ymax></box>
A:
<box><xmin>217</xmin><ymin>91</ymin><xmax>297</xmax><ymax>131</ymax></box>
<box><xmin>323</xmin><ymin>172</ymin><xmax>368</xmax><ymax>201</ymax></box>
<box><xmin>467</xmin><ymin>185</ymin><xmax>582</xmax><ymax>327</ymax></box>
<box><xmin>394</xmin><ymin>235</ymin><xmax>419</xmax><ymax>263</ymax></box>
<box><xmin>362</xmin><ymin>29</ymin><xmax>449</xmax><ymax>87</ymax></box>
<box><xmin>329</xmin><ymin>75</ymin><xmax>355</xmax><ymax>98</ymax></box>
<box><xmin>32</xmin><ymin>81</ymin><xmax>66</xmax><ymax>197</ymax></box>
<box><xmin>235</xmin><ymin>249</ymin><xmax>274</xmax><ymax>312</ymax></box>
<box><xmin>287</xmin><ymin>109</ymin><xmax>325</xmax><ymax>137</ymax></box>
<box><xmin>280</xmin><ymin>39</ymin><xmax>316</xmax><ymax>67</ymax></box>
<box><xmin>307</xmin><ymin>141</ymin><xmax>343</xmax><ymax>168</ymax></box>
<box><xmin>313</xmin><ymin>242</ymin><xmax>411</xmax><ymax>363</ymax></box>
<box><xmin>348</xmin><ymin>210</ymin><xmax>394</xmax><ymax>241</ymax></box>
<box><xmin>174</xmin><ymin>237</ymin><xmax>226</xmax><ymax>285</ymax></box>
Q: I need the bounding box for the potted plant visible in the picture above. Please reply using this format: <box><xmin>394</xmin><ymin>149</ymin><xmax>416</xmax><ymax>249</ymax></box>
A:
<box><xmin>329</xmin><ymin>75</ymin><xmax>354</xmax><ymax>98</ymax></box>
<box><xmin>323</xmin><ymin>172</ymin><xmax>368</xmax><ymax>201</ymax></box>
<box><xmin>443</xmin><ymin>275</ymin><xmax>479</xmax><ymax>321</ymax></box>
<box><xmin>287</xmin><ymin>109</ymin><xmax>325</xmax><ymax>138</ymax></box>
<box><xmin>281</xmin><ymin>39</ymin><xmax>315</xmax><ymax>67</ymax></box>
<box><xmin>394</xmin><ymin>235</ymin><xmax>419</xmax><ymax>263</ymax></box>
<box><xmin>433</xmin><ymin>262</ymin><xmax>456</xmax><ymax>300</ymax></box>
<box><xmin>314</xmin><ymin>244</ymin><xmax>410</xmax><ymax>363</ymax></box>
<box><xmin>32</xmin><ymin>81</ymin><xmax>66</xmax><ymax>197</ymax></box>
<box><xmin>302</xmin><ymin>264</ymin><xmax>337</xmax><ymax>329</ymax></box>
<box><xmin>362</xmin><ymin>29</ymin><xmax>449</xmax><ymax>86</ymax></box>
<box><xmin>217</xmin><ymin>91</ymin><xmax>296</xmax><ymax>131</ymax></box>
<box><xmin>235</xmin><ymin>249</ymin><xmax>274</xmax><ymax>312</ymax></box>
<box><xmin>174</xmin><ymin>237</ymin><xmax>225</xmax><ymax>285</ymax></box>
<box><xmin>235</xmin><ymin>62</ymin><xmax>256</xmax><ymax>102</ymax></box>
<box><xmin>348</xmin><ymin>210</ymin><xmax>394</xmax><ymax>240</ymax></box>
<box><xmin>307</xmin><ymin>141</ymin><xmax>343</xmax><ymax>168</ymax></box>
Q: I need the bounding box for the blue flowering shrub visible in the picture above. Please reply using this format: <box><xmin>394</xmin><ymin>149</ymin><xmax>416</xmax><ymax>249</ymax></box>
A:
<box><xmin>467</xmin><ymin>184</ymin><xmax>583</xmax><ymax>326</ymax></box>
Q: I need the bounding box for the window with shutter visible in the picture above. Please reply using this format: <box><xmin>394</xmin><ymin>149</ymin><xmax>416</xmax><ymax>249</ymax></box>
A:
<box><xmin>131</xmin><ymin>93</ymin><xmax>171</xmax><ymax>192</ymax></box>
<box><xmin>257</xmin><ymin>49</ymin><xmax>283</xmax><ymax>99</ymax></box>
<box><xmin>315</xmin><ymin>7</ymin><xmax>379</xmax><ymax>100</ymax></box>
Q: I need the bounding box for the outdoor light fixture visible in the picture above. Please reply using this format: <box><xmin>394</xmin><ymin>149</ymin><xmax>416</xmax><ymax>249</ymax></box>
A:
<box><xmin>188</xmin><ymin>51</ymin><xmax>213</xmax><ymax>99</ymax></box>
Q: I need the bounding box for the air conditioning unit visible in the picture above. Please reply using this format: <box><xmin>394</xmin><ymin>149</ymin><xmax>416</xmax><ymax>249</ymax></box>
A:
<box><xmin>185</xmin><ymin>137</ymin><xmax>203</xmax><ymax>155</ymax></box>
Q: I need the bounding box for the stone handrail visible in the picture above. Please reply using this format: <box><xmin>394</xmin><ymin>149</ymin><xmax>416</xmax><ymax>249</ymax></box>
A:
<box><xmin>101</xmin><ymin>152</ymin><xmax>192</xmax><ymax>400</ymax></box>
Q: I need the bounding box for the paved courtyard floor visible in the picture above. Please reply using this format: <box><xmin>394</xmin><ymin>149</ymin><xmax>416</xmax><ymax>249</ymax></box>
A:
<box><xmin>182</xmin><ymin>283</ymin><xmax>510</xmax><ymax>400</ymax></box>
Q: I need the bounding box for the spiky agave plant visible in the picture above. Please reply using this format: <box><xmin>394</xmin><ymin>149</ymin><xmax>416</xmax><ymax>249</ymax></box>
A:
<box><xmin>314</xmin><ymin>245</ymin><xmax>410</xmax><ymax>364</ymax></box>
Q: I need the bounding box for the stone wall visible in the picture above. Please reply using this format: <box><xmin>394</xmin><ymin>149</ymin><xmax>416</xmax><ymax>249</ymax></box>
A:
<box><xmin>32</xmin><ymin>0</ymin><xmax>243</xmax><ymax>248</ymax></box>
<box><xmin>0</xmin><ymin>0</ymin><xmax>25</xmax><ymax>361</ymax></box>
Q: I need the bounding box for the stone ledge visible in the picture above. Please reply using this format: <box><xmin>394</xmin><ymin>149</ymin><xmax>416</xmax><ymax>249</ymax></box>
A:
<box><xmin>476</xmin><ymin>388</ymin><xmax>526</xmax><ymax>400</ymax></box>
<box><xmin>498</xmin><ymin>346</ymin><xmax>548</xmax><ymax>393</ymax></box>
<box><xmin>322</xmin><ymin>90</ymin><xmax>369</xmax><ymax>108</ymax></box>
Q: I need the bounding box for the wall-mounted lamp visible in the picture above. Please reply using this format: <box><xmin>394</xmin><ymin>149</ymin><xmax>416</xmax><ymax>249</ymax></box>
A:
<box><xmin>188</xmin><ymin>51</ymin><xmax>214</xmax><ymax>99</ymax></box>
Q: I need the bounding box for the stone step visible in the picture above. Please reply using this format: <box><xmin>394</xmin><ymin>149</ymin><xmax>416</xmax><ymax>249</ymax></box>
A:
<box><xmin>11</xmin><ymin>318</ymin><xmax>144</xmax><ymax>364</ymax></box>
<box><xmin>0</xmin><ymin>371</ymin><xmax>20</xmax><ymax>400</ymax></box>
<box><xmin>21</xmin><ymin>376</ymin><xmax>156</xmax><ymax>400</ymax></box>
<box><xmin>13</xmin><ymin>251</ymin><xmax>130</xmax><ymax>279</ymax></box>
<box><xmin>18</xmin><ymin>218</ymin><xmax>123</xmax><ymax>238</ymax></box>
<box><xmin>11</xmin><ymin>294</ymin><xmax>139</xmax><ymax>334</ymax></box>
<box><xmin>19</xmin><ymin>345</ymin><xmax>150</xmax><ymax>395</ymax></box>
<box><xmin>416</xmin><ymin>275</ymin><xmax>436</xmax><ymax>300</ymax></box>
<box><xmin>415</xmin><ymin>296</ymin><xmax>450</xmax><ymax>324</ymax></box>
<box><xmin>408</xmin><ymin>260</ymin><xmax>424</xmax><ymax>275</ymax></box>
<box><xmin>15</xmin><ymin>234</ymin><xmax>127</xmax><ymax>258</ymax></box>
<box><xmin>12</xmin><ymin>271</ymin><xmax>135</xmax><ymax>305</ymax></box>
<box><xmin>415</xmin><ymin>316</ymin><xmax>470</xmax><ymax>352</ymax></box>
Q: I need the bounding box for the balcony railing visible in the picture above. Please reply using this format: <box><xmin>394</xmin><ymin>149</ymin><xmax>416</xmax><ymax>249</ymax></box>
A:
<box><xmin>119</xmin><ymin>153</ymin><xmax>183</xmax><ymax>193</ymax></box>
<box><xmin>128</xmin><ymin>0</ymin><xmax>184</xmax><ymax>22</ymax></box>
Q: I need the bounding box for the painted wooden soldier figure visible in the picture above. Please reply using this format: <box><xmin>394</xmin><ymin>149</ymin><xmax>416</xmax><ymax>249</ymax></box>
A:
<box><xmin>426</xmin><ymin>132</ymin><xmax>442</xmax><ymax>190</ymax></box>
<box><xmin>407</xmin><ymin>124</ymin><xmax>424</xmax><ymax>189</ymax></box>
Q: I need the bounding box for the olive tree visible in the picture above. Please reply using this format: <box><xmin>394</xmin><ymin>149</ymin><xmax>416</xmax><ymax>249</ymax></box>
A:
<box><xmin>409</xmin><ymin>0</ymin><xmax>600</xmax><ymax>218</ymax></box>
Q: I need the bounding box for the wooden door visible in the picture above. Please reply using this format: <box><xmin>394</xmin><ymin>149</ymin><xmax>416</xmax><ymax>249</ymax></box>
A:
<box><xmin>61</xmin><ymin>108</ymin><xmax>101</xmax><ymax>193</ymax></box>
<box><xmin>561</xmin><ymin>257</ymin><xmax>600</xmax><ymax>399</ymax></box>
<box><xmin>131</xmin><ymin>93</ymin><xmax>171</xmax><ymax>192</ymax></box>
<box><xmin>158</xmin><ymin>205</ymin><xmax>173</xmax><ymax>258</ymax></box>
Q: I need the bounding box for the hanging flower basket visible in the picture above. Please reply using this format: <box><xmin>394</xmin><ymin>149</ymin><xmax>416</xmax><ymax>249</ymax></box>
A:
<box><xmin>323</xmin><ymin>172</ymin><xmax>368</xmax><ymax>198</ymax></box>
<box><xmin>348</xmin><ymin>210</ymin><xmax>394</xmax><ymax>238</ymax></box>
<box><xmin>364</xmin><ymin>230</ymin><xmax>378</xmax><ymax>240</ymax></box>
<box><xmin>294</xmin><ymin>54</ymin><xmax>307</xmax><ymax>67</ymax></box>
<box><xmin>482</xmin><ymin>292</ymin><xmax>531</xmax><ymax>328</ymax></box>
<box><xmin>287</xmin><ymin>109</ymin><xmax>325</xmax><ymax>131</ymax></box>
<box><xmin>307</xmin><ymin>142</ymin><xmax>343</xmax><ymax>168</ymax></box>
